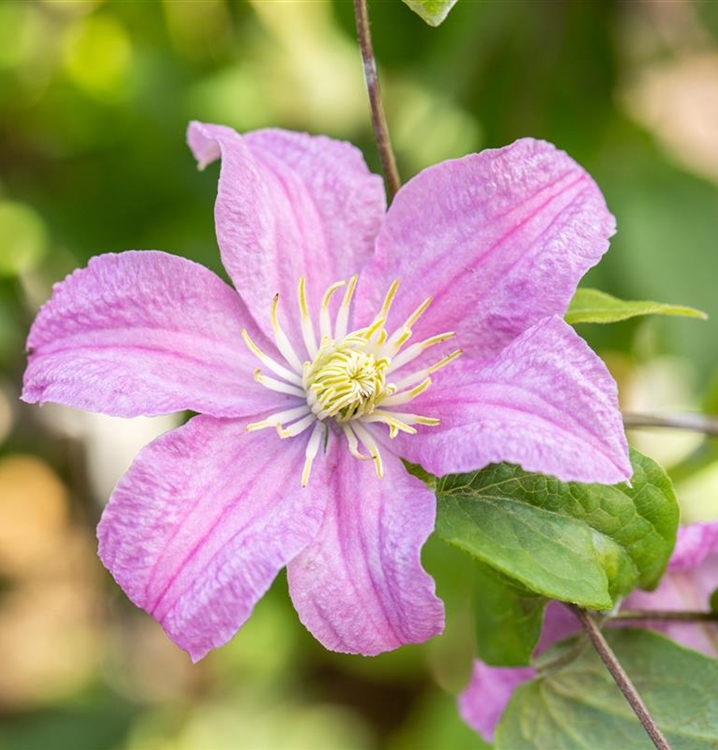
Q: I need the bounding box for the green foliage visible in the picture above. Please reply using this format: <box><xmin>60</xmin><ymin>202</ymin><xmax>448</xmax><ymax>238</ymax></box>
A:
<box><xmin>0</xmin><ymin>201</ymin><xmax>48</xmax><ymax>277</ymax></box>
<box><xmin>2</xmin><ymin>1</ymin><xmax>717</xmax><ymax>747</ymax></box>
<box><xmin>401</xmin><ymin>0</ymin><xmax>459</xmax><ymax>27</ymax></box>
<box><xmin>566</xmin><ymin>288</ymin><xmax>707</xmax><ymax>325</ymax></box>
<box><xmin>472</xmin><ymin>562</ymin><xmax>546</xmax><ymax>666</ymax></box>
<box><xmin>496</xmin><ymin>629</ymin><xmax>718</xmax><ymax>750</ymax></box>
<box><xmin>435</xmin><ymin>449</ymin><xmax>678</xmax><ymax>610</ymax></box>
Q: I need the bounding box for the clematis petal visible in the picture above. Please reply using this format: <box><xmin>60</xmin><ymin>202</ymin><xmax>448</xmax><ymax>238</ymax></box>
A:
<box><xmin>287</xmin><ymin>441</ymin><xmax>444</xmax><ymax>655</ymax></box>
<box><xmin>23</xmin><ymin>251</ymin><xmax>283</xmax><ymax>418</ymax></box>
<box><xmin>97</xmin><ymin>415</ymin><xmax>328</xmax><ymax>662</ymax></box>
<box><xmin>459</xmin><ymin>529</ymin><xmax>718</xmax><ymax>742</ymax></box>
<box><xmin>622</xmin><ymin>521</ymin><xmax>718</xmax><ymax>656</ymax></box>
<box><xmin>459</xmin><ymin>601</ymin><xmax>578</xmax><ymax>742</ymax></box>
<box><xmin>187</xmin><ymin>121</ymin><xmax>386</xmax><ymax>342</ymax></box>
<box><xmin>458</xmin><ymin>662</ymin><xmax>536</xmax><ymax>743</ymax></box>
<box><xmin>535</xmin><ymin>601</ymin><xmax>582</xmax><ymax>653</ymax></box>
<box><xmin>397</xmin><ymin>316</ymin><xmax>631</xmax><ymax>484</ymax></box>
<box><xmin>668</xmin><ymin>521</ymin><xmax>718</xmax><ymax>571</ymax></box>
<box><xmin>358</xmin><ymin>138</ymin><xmax>615</xmax><ymax>359</ymax></box>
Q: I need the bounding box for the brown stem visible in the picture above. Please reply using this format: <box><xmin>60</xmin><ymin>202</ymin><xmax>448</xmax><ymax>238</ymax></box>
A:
<box><xmin>623</xmin><ymin>412</ymin><xmax>718</xmax><ymax>437</ymax></box>
<box><xmin>568</xmin><ymin>606</ymin><xmax>672</xmax><ymax>750</ymax></box>
<box><xmin>353</xmin><ymin>0</ymin><xmax>401</xmax><ymax>200</ymax></box>
<box><xmin>614</xmin><ymin>609</ymin><xmax>718</xmax><ymax>623</ymax></box>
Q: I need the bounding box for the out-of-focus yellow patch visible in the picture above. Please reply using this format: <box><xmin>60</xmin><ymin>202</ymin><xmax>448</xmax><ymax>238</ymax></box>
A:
<box><xmin>0</xmin><ymin>455</ymin><xmax>103</xmax><ymax>707</ymax></box>
<box><xmin>162</xmin><ymin>0</ymin><xmax>231</xmax><ymax>61</ymax></box>
<box><xmin>0</xmin><ymin>201</ymin><xmax>49</xmax><ymax>278</ymax></box>
<box><xmin>0</xmin><ymin>576</ymin><xmax>101</xmax><ymax>708</ymax></box>
<box><xmin>0</xmin><ymin>454</ymin><xmax>69</xmax><ymax>576</ymax></box>
<box><xmin>62</xmin><ymin>15</ymin><xmax>132</xmax><ymax>102</ymax></box>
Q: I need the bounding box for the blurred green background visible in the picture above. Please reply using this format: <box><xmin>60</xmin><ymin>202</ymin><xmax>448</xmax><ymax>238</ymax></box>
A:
<box><xmin>1</xmin><ymin>1</ymin><xmax>718</xmax><ymax>748</ymax></box>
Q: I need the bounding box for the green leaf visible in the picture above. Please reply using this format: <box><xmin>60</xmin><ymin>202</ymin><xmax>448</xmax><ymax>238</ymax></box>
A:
<box><xmin>402</xmin><ymin>459</ymin><xmax>436</xmax><ymax>489</ymax></box>
<box><xmin>566</xmin><ymin>287</ymin><xmax>707</xmax><ymax>325</ymax></box>
<box><xmin>401</xmin><ymin>0</ymin><xmax>458</xmax><ymax>27</ymax></box>
<box><xmin>473</xmin><ymin>561</ymin><xmax>546</xmax><ymax>666</ymax></box>
<box><xmin>496</xmin><ymin>629</ymin><xmax>718</xmax><ymax>749</ymax></box>
<box><xmin>709</xmin><ymin>587</ymin><xmax>718</xmax><ymax>614</ymax></box>
<box><xmin>0</xmin><ymin>201</ymin><xmax>49</xmax><ymax>277</ymax></box>
<box><xmin>435</xmin><ymin>449</ymin><xmax>678</xmax><ymax>609</ymax></box>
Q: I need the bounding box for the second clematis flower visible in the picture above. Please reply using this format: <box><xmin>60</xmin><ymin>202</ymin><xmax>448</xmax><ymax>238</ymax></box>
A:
<box><xmin>22</xmin><ymin>123</ymin><xmax>631</xmax><ymax>661</ymax></box>
<box><xmin>459</xmin><ymin>521</ymin><xmax>718</xmax><ymax>743</ymax></box>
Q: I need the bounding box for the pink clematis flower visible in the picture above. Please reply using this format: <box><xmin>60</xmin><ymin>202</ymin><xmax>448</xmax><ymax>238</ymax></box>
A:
<box><xmin>459</xmin><ymin>521</ymin><xmax>718</xmax><ymax>743</ymax></box>
<box><xmin>22</xmin><ymin>123</ymin><xmax>631</xmax><ymax>661</ymax></box>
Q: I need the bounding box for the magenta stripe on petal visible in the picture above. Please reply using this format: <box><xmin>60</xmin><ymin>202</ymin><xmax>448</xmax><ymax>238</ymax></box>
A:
<box><xmin>23</xmin><ymin>251</ymin><xmax>284</xmax><ymax>418</ymax></box>
<box><xmin>398</xmin><ymin>316</ymin><xmax>631</xmax><ymax>484</ymax></box>
<box><xmin>98</xmin><ymin>415</ymin><xmax>328</xmax><ymax>661</ymax></box>
<box><xmin>358</xmin><ymin>138</ymin><xmax>615</xmax><ymax>360</ymax></box>
<box><xmin>187</xmin><ymin>122</ymin><xmax>385</xmax><ymax>343</ymax></box>
<box><xmin>287</xmin><ymin>440</ymin><xmax>444</xmax><ymax>655</ymax></box>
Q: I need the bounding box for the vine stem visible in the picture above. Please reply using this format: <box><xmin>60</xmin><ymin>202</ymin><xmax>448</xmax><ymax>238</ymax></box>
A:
<box><xmin>353</xmin><ymin>0</ymin><xmax>402</xmax><ymax>200</ymax></box>
<box><xmin>623</xmin><ymin>412</ymin><xmax>718</xmax><ymax>437</ymax></box>
<box><xmin>568</xmin><ymin>606</ymin><xmax>672</xmax><ymax>750</ymax></box>
<box><xmin>614</xmin><ymin>609</ymin><xmax>718</xmax><ymax>622</ymax></box>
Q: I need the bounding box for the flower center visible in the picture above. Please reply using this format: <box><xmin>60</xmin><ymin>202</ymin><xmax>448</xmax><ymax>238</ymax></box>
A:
<box><xmin>305</xmin><ymin>335</ymin><xmax>392</xmax><ymax>422</ymax></box>
<box><xmin>241</xmin><ymin>276</ymin><xmax>461</xmax><ymax>486</ymax></box>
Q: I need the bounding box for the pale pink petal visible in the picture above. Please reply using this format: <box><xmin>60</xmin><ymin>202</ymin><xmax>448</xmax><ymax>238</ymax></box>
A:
<box><xmin>460</xmin><ymin>527</ymin><xmax>718</xmax><ymax>740</ymax></box>
<box><xmin>668</xmin><ymin>521</ymin><xmax>718</xmax><ymax>571</ymax></box>
<box><xmin>23</xmin><ymin>251</ymin><xmax>283</xmax><ymax>418</ymax></box>
<box><xmin>287</xmin><ymin>441</ymin><xmax>444</xmax><ymax>655</ymax></box>
<box><xmin>187</xmin><ymin>122</ymin><xmax>385</xmax><ymax>343</ymax></box>
<box><xmin>622</xmin><ymin>573</ymin><xmax>718</xmax><ymax>656</ymax></box>
<box><xmin>458</xmin><ymin>662</ymin><xmax>536</xmax><ymax>743</ymax></box>
<box><xmin>358</xmin><ymin>138</ymin><xmax>615</xmax><ymax>360</ymax></box>
<box><xmin>397</xmin><ymin>316</ymin><xmax>630</xmax><ymax>484</ymax></box>
<box><xmin>97</xmin><ymin>415</ymin><xmax>328</xmax><ymax>662</ymax></box>
<box><xmin>459</xmin><ymin>601</ymin><xmax>581</xmax><ymax>741</ymax></box>
<box><xmin>535</xmin><ymin>600</ymin><xmax>581</xmax><ymax>653</ymax></box>
<box><xmin>621</xmin><ymin>521</ymin><xmax>718</xmax><ymax>656</ymax></box>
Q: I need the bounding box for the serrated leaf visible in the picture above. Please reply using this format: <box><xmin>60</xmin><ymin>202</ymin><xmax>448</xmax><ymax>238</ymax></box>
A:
<box><xmin>401</xmin><ymin>0</ymin><xmax>458</xmax><ymax>27</ymax></box>
<box><xmin>566</xmin><ymin>288</ymin><xmax>707</xmax><ymax>325</ymax></box>
<box><xmin>473</xmin><ymin>561</ymin><xmax>546</xmax><ymax>666</ymax></box>
<box><xmin>435</xmin><ymin>449</ymin><xmax>678</xmax><ymax>608</ymax></box>
<box><xmin>496</xmin><ymin>629</ymin><xmax>718</xmax><ymax>749</ymax></box>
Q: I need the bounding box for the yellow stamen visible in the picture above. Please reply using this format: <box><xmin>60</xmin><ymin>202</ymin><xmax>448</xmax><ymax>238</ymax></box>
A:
<box><xmin>270</xmin><ymin>295</ymin><xmax>303</xmax><ymax>372</ymax></box>
<box><xmin>385</xmin><ymin>295</ymin><xmax>434</xmax><ymax>353</ymax></box>
<box><xmin>342</xmin><ymin>424</ymin><xmax>370</xmax><ymax>460</ymax></box>
<box><xmin>380</xmin><ymin>378</ymin><xmax>432</xmax><ymax>407</ymax></box>
<box><xmin>243</xmin><ymin>275</ymin><xmax>459</xmax><ymax>485</ymax></box>
<box><xmin>390</xmin><ymin>331</ymin><xmax>456</xmax><ymax>371</ymax></box>
<box><xmin>277</xmin><ymin>413</ymin><xmax>316</xmax><ymax>438</ymax></box>
<box><xmin>352</xmin><ymin>422</ymin><xmax>384</xmax><ymax>478</ymax></box>
<box><xmin>377</xmin><ymin>279</ymin><xmax>399</xmax><ymax>322</ymax></box>
<box><xmin>246</xmin><ymin>405</ymin><xmax>311</xmax><ymax>432</ymax></box>
<box><xmin>301</xmin><ymin>423</ymin><xmax>324</xmax><ymax>487</ymax></box>
<box><xmin>241</xmin><ymin>329</ymin><xmax>303</xmax><ymax>385</ymax></box>
<box><xmin>335</xmin><ymin>274</ymin><xmax>358</xmax><ymax>339</ymax></box>
<box><xmin>298</xmin><ymin>276</ymin><xmax>318</xmax><ymax>357</ymax></box>
<box><xmin>253</xmin><ymin>368</ymin><xmax>305</xmax><ymax>397</ymax></box>
<box><xmin>319</xmin><ymin>281</ymin><xmax>346</xmax><ymax>339</ymax></box>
